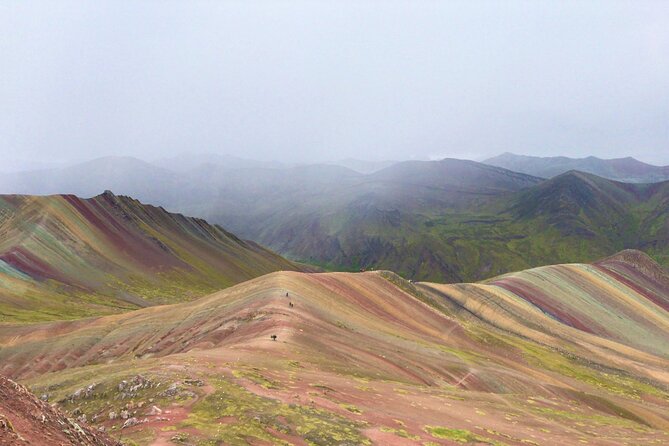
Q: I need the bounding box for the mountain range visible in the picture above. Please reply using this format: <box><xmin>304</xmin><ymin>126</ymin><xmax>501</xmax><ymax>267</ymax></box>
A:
<box><xmin>190</xmin><ymin>162</ymin><xmax>669</xmax><ymax>282</ymax></box>
<box><xmin>484</xmin><ymin>152</ymin><xmax>669</xmax><ymax>183</ymax></box>
<box><xmin>1</xmin><ymin>155</ymin><xmax>668</xmax><ymax>282</ymax></box>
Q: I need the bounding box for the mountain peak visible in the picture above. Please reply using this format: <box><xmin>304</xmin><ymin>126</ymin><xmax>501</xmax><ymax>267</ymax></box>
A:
<box><xmin>596</xmin><ymin>249</ymin><xmax>667</xmax><ymax>276</ymax></box>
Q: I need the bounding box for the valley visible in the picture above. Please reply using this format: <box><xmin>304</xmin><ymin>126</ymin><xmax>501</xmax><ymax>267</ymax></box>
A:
<box><xmin>3</xmin><ymin>157</ymin><xmax>668</xmax><ymax>283</ymax></box>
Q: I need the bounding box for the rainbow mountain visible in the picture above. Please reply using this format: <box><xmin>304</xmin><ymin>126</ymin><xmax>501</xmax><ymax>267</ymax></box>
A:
<box><xmin>0</xmin><ymin>191</ymin><xmax>299</xmax><ymax>322</ymax></box>
<box><xmin>0</xmin><ymin>249</ymin><xmax>667</xmax><ymax>445</ymax></box>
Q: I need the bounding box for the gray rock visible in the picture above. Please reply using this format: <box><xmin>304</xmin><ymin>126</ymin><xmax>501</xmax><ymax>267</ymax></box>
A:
<box><xmin>121</xmin><ymin>417</ymin><xmax>139</xmax><ymax>429</ymax></box>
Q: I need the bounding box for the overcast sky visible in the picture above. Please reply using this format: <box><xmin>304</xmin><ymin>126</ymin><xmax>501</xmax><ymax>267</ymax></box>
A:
<box><xmin>1</xmin><ymin>0</ymin><xmax>668</xmax><ymax>167</ymax></box>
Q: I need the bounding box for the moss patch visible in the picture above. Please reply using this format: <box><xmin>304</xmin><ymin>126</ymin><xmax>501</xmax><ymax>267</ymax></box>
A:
<box><xmin>182</xmin><ymin>377</ymin><xmax>371</xmax><ymax>446</ymax></box>
<box><xmin>424</xmin><ymin>426</ymin><xmax>509</xmax><ymax>445</ymax></box>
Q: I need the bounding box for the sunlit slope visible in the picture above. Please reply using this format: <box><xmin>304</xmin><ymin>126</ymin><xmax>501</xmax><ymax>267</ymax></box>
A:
<box><xmin>0</xmin><ymin>253</ymin><xmax>667</xmax><ymax>445</ymax></box>
<box><xmin>0</xmin><ymin>191</ymin><xmax>299</xmax><ymax>322</ymax></box>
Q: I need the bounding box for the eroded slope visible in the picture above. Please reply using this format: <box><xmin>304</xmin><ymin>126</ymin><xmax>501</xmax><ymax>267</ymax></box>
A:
<box><xmin>0</xmin><ymin>375</ymin><xmax>119</xmax><ymax>446</ymax></box>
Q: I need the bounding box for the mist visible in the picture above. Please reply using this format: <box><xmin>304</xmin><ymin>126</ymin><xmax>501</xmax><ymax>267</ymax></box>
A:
<box><xmin>1</xmin><ymin>0</ymin><xmax>668</xmax><ymax>168</ymax></box>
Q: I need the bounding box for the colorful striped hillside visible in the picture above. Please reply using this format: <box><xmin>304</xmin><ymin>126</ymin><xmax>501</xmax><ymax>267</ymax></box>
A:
<box><xmin>0</xmin><ymin>251</ymin><xmax>667</xmax><ymax>445</ymax></box>
<box><xmin>421</xmin><ymin>251</ymin><xmax>668</xmax><ymax>362</ymax></box>
<box><xmin>0</xmin><ymin>191</ymin><xmax>299</xmax><ymax>322</ymax></box>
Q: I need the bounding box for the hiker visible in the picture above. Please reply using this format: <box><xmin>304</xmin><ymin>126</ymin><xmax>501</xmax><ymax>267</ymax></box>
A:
<box><xmin>286</xmin><ymin>292</ymin><xmax>289</xmax><ymax>297</ymax></box>
<box><xmin>289</xmin><ymin>302</ymin><xmax>294</xmax><ymax>308</ymax></box>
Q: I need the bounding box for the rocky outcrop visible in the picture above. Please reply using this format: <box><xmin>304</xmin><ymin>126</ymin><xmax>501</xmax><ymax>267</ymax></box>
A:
<box><xmin>0</xmin><ymin>375</ymin><xmax>119</xmax><ymax>446</ymax></box>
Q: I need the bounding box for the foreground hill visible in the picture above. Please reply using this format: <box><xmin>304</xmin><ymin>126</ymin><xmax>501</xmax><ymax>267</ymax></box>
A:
<box><xmin>484</xmin><ymin>152</ymin><xmax>669</xmax><ymax>183</ymax></box>
<box><xmin>0</xmin><ymin>375</ymin><xmax>119</xmax><ymax>446</ymax></box>
<box><xmin>0</xmin><ymin>250</ymin><xmax>667</xmax><ymax>445</ymax></box>
<box><xmin>0</xmin><ymin>191</ymin><xmax>299</xmax><ymax>322</ymax></box>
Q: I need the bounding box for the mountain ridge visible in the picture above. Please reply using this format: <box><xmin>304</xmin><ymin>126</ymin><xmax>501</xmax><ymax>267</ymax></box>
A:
<box><xmin>484</xmin><ymin>152</ymin><xmax>669</xmax><ymax>183</ymax></box>
<box><xmin>0</xmin><ymin>191</ymin><xmax>300</xmax><ymax>323</ymax></box>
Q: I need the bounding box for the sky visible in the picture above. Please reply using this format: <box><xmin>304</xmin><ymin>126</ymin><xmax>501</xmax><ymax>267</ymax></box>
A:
<box><xmin>1</xmin><ymin>0</ymin><xmax>668</xmax><ymax>168</ymax></box>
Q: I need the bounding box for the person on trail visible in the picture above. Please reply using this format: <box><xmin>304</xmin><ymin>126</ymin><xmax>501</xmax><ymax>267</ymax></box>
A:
<box><xmin>286</xmin><ymin>292</ymin><xmax>289</xmax><ymax>297</ymax></box>
<box><xmin>289</xmin><ymin>302</ymin><xmax>294</xmax><ymax>308</ymax></box>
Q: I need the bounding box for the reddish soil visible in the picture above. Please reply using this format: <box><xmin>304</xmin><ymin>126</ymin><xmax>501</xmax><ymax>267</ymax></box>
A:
<box><xmin>0</xmin><ymin>375</ymin><xmax>119</xmax><ymax>446</ymax></box>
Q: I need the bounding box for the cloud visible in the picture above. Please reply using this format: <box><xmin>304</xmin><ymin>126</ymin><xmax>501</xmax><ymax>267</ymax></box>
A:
<box><xmin>1</xmin><ymin>1</ymin><xmax>667</xmax><ymax>165</ymax></box>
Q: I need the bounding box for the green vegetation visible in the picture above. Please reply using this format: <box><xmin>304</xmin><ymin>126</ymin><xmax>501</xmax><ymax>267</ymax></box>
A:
<box><xmin>339</xmin><ymin>403</ymin><xmax>362</xmax><ymax>414</ymax></box>
<box><xmin>244</xmin><ymin>169</ymin><xmax>669</xmax><ymax>282</ymax></box>
<box><xmin>232</xmin><ymin>367</ymin><xmax>280</xmax><ymax>389</ymax></box>
<box><xmin>182</xmin><ymin>377</ymin><xmax>371</xmax><ymax>446</ymax></box>
<box><xmin>424</xmin><ymin>426</ymin><xmax>509</xmax><ymax>445</ymax></box>
<box><xmin>379</xmin><ymin>426</ymin><xmax>420</xmax><ymax>439</ymax></box>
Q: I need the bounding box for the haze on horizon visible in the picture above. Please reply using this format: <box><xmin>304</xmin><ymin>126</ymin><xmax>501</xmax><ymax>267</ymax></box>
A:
<box><xmin>1</xmin><ymin>0</ymin><xmax>668</xmax><ymax>169</ymax></box>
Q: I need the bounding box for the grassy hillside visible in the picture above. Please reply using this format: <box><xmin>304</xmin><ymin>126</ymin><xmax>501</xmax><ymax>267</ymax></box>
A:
<box><xmin>1</xmin><ymin>251</ymin><xmax>667</xmax><ymax>445</ymax></box>
<box><xmin>245</xmin><ymin>171</ymin><xmax>669</xmax><ymax>283</ymax></box>
<box><xmin>0</xmin><ymin>191</ymin><xmax>299</xmax><ymax>323</ymax></box>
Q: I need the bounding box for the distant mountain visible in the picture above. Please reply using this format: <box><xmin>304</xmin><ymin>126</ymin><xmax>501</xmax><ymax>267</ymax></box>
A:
<box><xmin>0</xmin><ymin>191</ymin><xmax>299</xmax><ymax>322</ymax></box>
<box><xmin>483</xmin><ymin>152</ymin><xmax>669</xmax><ymax>182</ymax></box>
<box><xmin>369</xmin><ymin>158</ymin><xmax>541</xmax><ymax>195</ymax></box>
<box><xmin>212</xmin><ymin>168</ymin><xmax>669</xmax><ymax>282</ymax></box>
<box><xmin>0</xmin><ymin>156</ymin><xmax>180</xmax><ymax>206</ymax></box>
<box><xmin>196</xmin><ymin>159</ymin><xmax>545</xmax><ymax>280</ymax></box>
<box><xmin>153</xmin><ymin>152</ymin><xmax>285</xmax><ymax>172</ymax></box>
<box><xmin>327</xmin><ymin>158</ymin><xmax>398</xmax><ymax>174</ymax></box>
